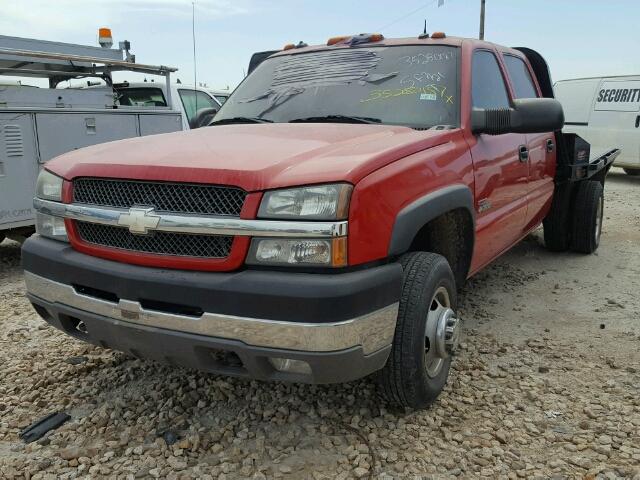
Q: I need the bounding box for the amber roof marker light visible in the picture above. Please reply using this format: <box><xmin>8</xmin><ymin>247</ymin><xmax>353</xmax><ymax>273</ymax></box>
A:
<box><xmin>327</xmin><ymin>33</ymin><xmax>384</xmax><ymax>46</ymax></box>
<box><xmin>283</xmin><ymin>41</ymin><xmax>308</xmax><ymax>50</ymax></box>
<box><xmin>327</xmin><ymin>35</ymin><xmax>350</xmax><ymax>46</ymax></box>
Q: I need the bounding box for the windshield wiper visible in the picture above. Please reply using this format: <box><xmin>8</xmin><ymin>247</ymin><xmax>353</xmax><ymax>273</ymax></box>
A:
<box><xmin>209</xmin><ymin>116</ymin><xmax>273</xmax><ymax>126</ymax></box>
<box><xmin>289</xmin><ymin>115</ymin><xmax>381</xmax><ymax>124</ymax></box>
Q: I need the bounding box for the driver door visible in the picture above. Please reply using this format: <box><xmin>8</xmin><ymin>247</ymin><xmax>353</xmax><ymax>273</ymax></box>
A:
<box><xmin>468</xmin><ymin>50</ymin><xmax>529</xmax><ymax>270</ymax></box>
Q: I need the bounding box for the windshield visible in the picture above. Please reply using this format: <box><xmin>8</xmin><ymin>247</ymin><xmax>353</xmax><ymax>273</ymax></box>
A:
<box><xmin>215</xmin><ymin>45</ymin><xmax>459</xmax><ymax>128</ymax></box>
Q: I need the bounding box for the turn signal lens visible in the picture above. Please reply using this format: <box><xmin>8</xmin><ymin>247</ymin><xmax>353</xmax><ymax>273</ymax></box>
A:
<box><xmin>332</xmin><ymin>237</ymin><xmax>348</xmax><ymax>267</ymax></box>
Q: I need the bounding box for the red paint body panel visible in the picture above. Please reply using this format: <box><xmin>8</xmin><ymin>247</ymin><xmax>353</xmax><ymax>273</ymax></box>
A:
<box><xmin>349</xmin><ymin>131</ymin><xmax>474</xmax><ymax>265</ymax></box>
<box><xmin>524</xmin><ymin>132</ymin><xmax>556</xmax><ymax>231</ymax></box>
<box><xmin>47</xmin><ymin>124</ymin><xmax>450</xmax><ymax>191</ymax></box>
<box><xmin>44</xmin><ymin>36</ymin><xmax>557</xmax><ymax>278</ymax></box>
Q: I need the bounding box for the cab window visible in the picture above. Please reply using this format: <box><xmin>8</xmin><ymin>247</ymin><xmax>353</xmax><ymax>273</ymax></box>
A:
<box><xmin>472</xmin><ymin>51</ymin><xmax>510</xmax><ymax>109</ymax></box>
<box><xmin>178</xmin><ymin>89</ymin><xmax>219</xmax><ymax>124</ymax></box>
<box><xmin>503</xmin><ymin>55</ymin><xmax>538</xmax><ymax>99</ymax></box>
<box><xmin>117</xmin><ymin>87</ymin><xmax>167</xmax><ymax>107</ymax></box>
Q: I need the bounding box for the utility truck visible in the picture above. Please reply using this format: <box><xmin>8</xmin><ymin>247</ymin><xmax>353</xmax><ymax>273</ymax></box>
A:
<box><xmin>0</xmin><ymin>30</ymin><xmax>181</xmax><ymax>242</ymax></box>
<box><xmin>23</xmin><ymin>33</ymin><xmax>618</xmax><ymax>409</ymax></box>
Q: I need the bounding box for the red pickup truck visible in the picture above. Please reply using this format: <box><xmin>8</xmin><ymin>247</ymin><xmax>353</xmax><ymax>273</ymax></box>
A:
<box><xmin>23</xmin><ymin>34</ymin><xmax>618</xmax><ymax>409</ymax></box>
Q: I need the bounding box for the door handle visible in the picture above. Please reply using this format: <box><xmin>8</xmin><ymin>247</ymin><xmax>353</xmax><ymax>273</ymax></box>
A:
<box><xmin>635</xmin><ymin>115</ymin><xmax>640</xmax><ymax>128</ymax></box>
<box><xmin>519</xmin><ymin>145</ymin><xmax>529</xmax><ymax>162</ymax></box>
<box><xmin>546</xmin><ymin>139</ymin><xmax>555</xmax><ymax>152</ymax></box>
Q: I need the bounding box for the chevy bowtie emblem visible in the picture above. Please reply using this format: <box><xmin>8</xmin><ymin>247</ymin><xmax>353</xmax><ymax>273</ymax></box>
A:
<box><xmin>117</xmin><ymin>207</ymin><xmax>160</xmax><ymax>234</ymax></box>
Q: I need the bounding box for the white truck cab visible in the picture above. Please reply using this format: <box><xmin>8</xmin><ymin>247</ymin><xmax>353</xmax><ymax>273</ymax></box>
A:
<box><xmin>114</xmin><ymin>82</ymin><xmax>230</xmax><ymax>130</ymax></box>
<box><xmin>555</xmin><ymin>75</ymin><xmax>640</xmax><ymax>176</ymax></box>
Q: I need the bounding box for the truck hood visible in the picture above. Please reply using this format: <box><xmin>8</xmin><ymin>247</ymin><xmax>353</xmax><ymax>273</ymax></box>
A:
<box><xmin>47</xmin><ymin>123</ymin><xmax>455</xmax><ymax>191</ymax></box>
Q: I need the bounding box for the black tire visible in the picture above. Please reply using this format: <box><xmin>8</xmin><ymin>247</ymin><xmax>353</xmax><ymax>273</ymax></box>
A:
<box><xmin>571</xmin><ymin>180</ymin><xmax>604</xmax><ymax>254</ymax></box>
<box><xmin>379</xmin><ymin>252</ymin><xmax>457</xmax><ymax>410</ymax></box>
<box><xmin>543</xmin><ymin>183</ymin><xmax>572</xmax><ymax>251</ymax></box>
<box><xmin>0</xmin><ymin>232</ymin><xmax>5</xmax><ymax>244</ymax></box>
<box><xmin>624</xmin><ymin>168</ymin><xmax>640</xmax><ymax>176</ymax></box>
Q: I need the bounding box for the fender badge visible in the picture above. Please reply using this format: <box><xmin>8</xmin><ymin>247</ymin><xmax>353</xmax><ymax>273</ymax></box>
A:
<box><xmin>478</xmin><ymin>199</ymin><xmax>492</xmax><ymax>213</ymax></box>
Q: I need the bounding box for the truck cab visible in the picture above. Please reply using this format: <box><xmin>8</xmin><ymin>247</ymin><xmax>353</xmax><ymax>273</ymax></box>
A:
<box><xmin>23</xmin><ymin>33</ymin><xmax>613</xmax><ymax>410</ymax></box>
<box><xmin>113</xmin><ymin>82</ymin><xmax>230</xmax><ymax>130</ymax></box>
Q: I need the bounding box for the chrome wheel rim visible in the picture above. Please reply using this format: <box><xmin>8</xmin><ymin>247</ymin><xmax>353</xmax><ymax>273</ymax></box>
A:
<box><xmin>424</xmin><ymin>286</ymin><xmax>451</xmax><ymax>378</ymax></box>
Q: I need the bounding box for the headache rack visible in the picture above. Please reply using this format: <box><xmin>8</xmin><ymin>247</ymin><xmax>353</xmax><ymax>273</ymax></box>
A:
<box><xmin>555</xmin><ymin>132</ymin><xmax>620</xmax><ymax>183</ymax></box>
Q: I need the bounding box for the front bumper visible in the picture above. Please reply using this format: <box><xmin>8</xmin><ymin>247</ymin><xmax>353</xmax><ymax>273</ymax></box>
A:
<box><xmin>22</xmin><ymin>236</ymin><xmax>402</xmax><ymax>383</ymax></box>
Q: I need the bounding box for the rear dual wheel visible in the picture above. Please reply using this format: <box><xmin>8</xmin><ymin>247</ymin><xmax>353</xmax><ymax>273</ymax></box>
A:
<box><xmin>379</xmin><ymin>252</ymin><xmax>461</xmax><ymax>410</ymax></box>
<box><xmin>543</xmin><ymin>183</ymin><xmax>572</xmax><ymax>251</ymax></box>
<box><xmin>570</xmin><ymin>180</ymin><xmax>604</xmax><ymax>254</ymax></box>
<box><xmin>544</xmin><ymin>180</ymin><xmax>604</xmax><ymax>254</ymax></box>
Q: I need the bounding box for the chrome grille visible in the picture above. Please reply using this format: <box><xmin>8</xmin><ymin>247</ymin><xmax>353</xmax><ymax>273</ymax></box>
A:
<box><xmin>73</xmin><ymin>178</ymin><xmax>246</xmax><ymax>216</ymax></box>
<box><xmin>76</xmin><ymin>222</ymin><xmax>233</xmax><ymax>258</ymax></box>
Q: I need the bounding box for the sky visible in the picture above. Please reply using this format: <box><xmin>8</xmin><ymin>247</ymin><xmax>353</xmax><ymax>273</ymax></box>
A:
<box><xmin>2</xmin><ymin>0</ymin><xmax>640</xmax><ymax>90</ymax></box>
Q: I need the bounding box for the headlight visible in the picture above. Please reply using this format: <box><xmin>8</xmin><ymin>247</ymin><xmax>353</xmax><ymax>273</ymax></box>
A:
<box><xmin>258</xmin><ymin>184</ymin><xmax>352</xmax><ymax>220</ymax></box>
<box><xmin>35</xmin><ymin>212</ymin><xmax>68</xmax><ymax>242</ymax></box>
<box><xmin>36</xmin><ymin>170</ymin><xmax>63</xmax><ymax>201</ymax></box>
<box><xmin>247</xmin><ymin>237</ymin><xmax>347</xmax><ymax>267</ymax></box>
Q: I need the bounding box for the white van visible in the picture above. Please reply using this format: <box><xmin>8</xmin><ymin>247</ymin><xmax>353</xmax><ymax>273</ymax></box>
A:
<box><xmin>555</xmin><ymin>75</ymin><xmax>640</xmax><ymax>176</ymax></box>
<box><xmin>114</xmin><ymin>82</ymin><xmax>229</xmax><ymax>130</ymax></box>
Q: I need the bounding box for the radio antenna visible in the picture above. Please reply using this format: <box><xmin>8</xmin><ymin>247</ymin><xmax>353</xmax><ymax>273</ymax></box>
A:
<box><xmin>192</xmin><ymin>1</ymin><xmax>198</xmax><ymax>113</ymax></box>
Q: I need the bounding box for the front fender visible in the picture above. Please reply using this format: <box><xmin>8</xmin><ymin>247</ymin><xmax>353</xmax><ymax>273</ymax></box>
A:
<box><xmin>387</xmin><ymin>185</ymin><xmax>475</xmax><ymax>256</ymax></box>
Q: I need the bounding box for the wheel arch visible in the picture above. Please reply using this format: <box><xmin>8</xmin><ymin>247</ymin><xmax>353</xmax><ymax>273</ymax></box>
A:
<box><xmin>388</xmin><ymin>185</ymin><xmax>475</xmax><ymax>286</ymax></box>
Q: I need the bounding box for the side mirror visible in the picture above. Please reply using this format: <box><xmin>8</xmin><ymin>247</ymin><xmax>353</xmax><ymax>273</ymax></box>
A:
<box><xmin>190</xmin><ymin>107</ymin><xmax>218</xmax><ymax>129</ymax></box>
<box><xmin>471</xmin><ymin>98</ymin><xmax>564</xmax><ymax>135</ymax></box>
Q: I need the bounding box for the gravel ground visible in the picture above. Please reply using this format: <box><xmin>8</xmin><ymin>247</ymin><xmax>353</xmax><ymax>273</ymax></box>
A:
<box><xmin>1</xmin><ymin>169</ymin><xmax>639</xmax><ymax>480</ymax></box>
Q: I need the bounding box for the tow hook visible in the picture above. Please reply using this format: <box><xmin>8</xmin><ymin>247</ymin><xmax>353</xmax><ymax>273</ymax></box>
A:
<box><xmin>435</xmin><ymin>308</ymin><xmax>461</xmax><ymax>358</ymax></box>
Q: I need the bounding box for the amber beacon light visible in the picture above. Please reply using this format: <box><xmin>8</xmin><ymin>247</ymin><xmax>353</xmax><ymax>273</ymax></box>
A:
<box><xmin>98</xmin><ymin>28</ymin><xmax>113</xmax><ymax>48</ymax></box>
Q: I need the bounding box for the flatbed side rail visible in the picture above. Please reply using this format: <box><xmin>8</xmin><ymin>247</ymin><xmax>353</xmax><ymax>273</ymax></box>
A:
<box><xmin>560</xmin><ymin>148</ymin><xmax>620</xmax><ymax>183</ymax></box>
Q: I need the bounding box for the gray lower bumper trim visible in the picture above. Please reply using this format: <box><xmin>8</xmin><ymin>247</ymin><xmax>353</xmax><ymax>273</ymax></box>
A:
<box><xmin>24</xmin><ymin>271</ymin><xmax>398</xmax><ymax>354</ymax></box>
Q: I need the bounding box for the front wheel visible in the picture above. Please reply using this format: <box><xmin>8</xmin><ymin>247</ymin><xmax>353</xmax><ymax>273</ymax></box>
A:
<box><xmin>571</xmin><ymin>180</ymin><xmax>604</xmax><ymax>254</ymax></box>
<box><xmin>379</xmin><ymin>252</ymin><xmax>461</xmax><ymax>410</ymax></box>
<box><xmin>623</xmin><ymin>168</ymin><xmax>640</xmax><ymax>176</ymax></box>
